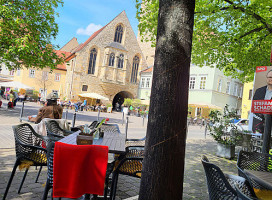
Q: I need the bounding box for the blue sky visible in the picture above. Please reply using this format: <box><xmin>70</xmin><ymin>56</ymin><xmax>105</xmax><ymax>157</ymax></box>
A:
<box><xmin>53</xmin><ymin>0</ymin><xmax>139</xmax><ymax>49</ymax></box>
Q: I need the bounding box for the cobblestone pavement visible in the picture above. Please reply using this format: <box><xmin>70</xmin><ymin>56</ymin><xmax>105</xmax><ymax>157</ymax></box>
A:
<box><xmin>0</xmin><ymin>100</ymin><xmax>238</xmax><ymax>199</ymax></box>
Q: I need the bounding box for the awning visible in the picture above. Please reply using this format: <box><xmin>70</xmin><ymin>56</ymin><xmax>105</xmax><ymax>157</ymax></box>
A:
<box><xmin>0</xmin><ymin>81</ymin><xmax>34</xmax><ymax>89</ymax></box>
<box><xmin>189</xmin><ymin>103</ymin><xmax>222</xmax><ymax>110</ymax></box>
<box><xmin>78</xmin><ymin>93</ymin><xmax>109</xmax><ymax>101</ymax></box>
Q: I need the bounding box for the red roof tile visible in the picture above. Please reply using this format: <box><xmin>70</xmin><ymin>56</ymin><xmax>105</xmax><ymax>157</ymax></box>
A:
<box><xmin>55</xmin><ymin>50</ymin><xmax>72</xmax><ymax>70</ymax></box>
<box><xmin>141</xmin><ymin>66</ymin><xmax>153</xmax><ymax>73</ymax></box>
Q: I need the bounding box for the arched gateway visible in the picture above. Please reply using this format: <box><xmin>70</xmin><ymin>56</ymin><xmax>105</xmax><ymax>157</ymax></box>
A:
<box><xmin>112</xmin><ymin>91</ymin><xmax>133</xmax><ymax>111</ymax></box>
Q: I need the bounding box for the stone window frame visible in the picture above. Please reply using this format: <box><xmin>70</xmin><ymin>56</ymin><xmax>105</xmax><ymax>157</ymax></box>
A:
<box><xmin>29</xmin><ymin>69</ymin><xmax>35</xmax><ymax>78</ymax></box>
<box><xmin>88</xmin><ymin>48</ymin><xmax>97</xmax><ymax>75</ymax></box>
<box><xmin>55</xmin><ymin>73</ymin><xmax>61</xmax><ymax>82</ymax></box>
<box><xmin>114</xmin><ymin>24</ymin><xmax>124</xmax><ymax>43</ymax></box>
<box><xmin>189</xmin><ymin>76</ymin><xmax>196</xmax><ymax>89</ymax></box>
<box><xmin>109</xmin><ymin>53</ymin><xmax>115</xmax><ymax>66</ymax></box>
<box><xmin>117</xmin><ymin>54</ymin><xmax>124</xmax><ymax>69</ymax></box>
<box><xmin>199</xmin><ymin>76</ymin><xmax>207</xmax><ymax>90</ymax></box>
<box><xmin>82</xmin><ymin>85</ymin><xmax>88</xmax><ymax>91</ymax></box>
<box><xmin>130</xmin><ymin>55</ymin><xmax>140</xmax><ymax>83</ymax></box>
<box><xmin>140</xmin><ymin>77</ymin><xmax>145</xmax><ymax>88</ymax></box>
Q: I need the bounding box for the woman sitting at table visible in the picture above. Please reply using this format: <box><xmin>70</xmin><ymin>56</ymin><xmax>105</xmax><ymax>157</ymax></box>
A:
<box><xmin>28</xmin><ymin>92</ymin><xmax>63</xmax><ymax>124</ymax></box>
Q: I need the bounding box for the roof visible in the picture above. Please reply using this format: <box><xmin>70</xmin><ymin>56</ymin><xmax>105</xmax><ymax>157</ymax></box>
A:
<box><xmin>105</xmin><ymin>42</ymin><xmax>127</xmax><ymax>51</ymax></box>
<box><xmin>55</xmin><ymin>50</ymin><xmax>72</xmax><ymax>70</ymax></box>
<box><xmin>141</xmin><ymin>66</ymin><xmax>153</xmax><ymax>73</ymax></box>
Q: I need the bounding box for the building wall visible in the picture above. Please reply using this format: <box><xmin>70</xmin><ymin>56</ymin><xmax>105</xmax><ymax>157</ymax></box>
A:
<box><xmin>241</xmin><ymin>82</ymin><xmax>254</xmax><ymax>119</ymax></box>
<box><xmin>138</xmin><ymin>72</ymin><xmax>152</xmax><ymax>100</ymax></box>
<box><xmin>13</xmin><ymin>68</ymin><xmax>67</xmax><ymax>98</ymax></box>
<box><xmin>65</xmin><ymin>11</ymin><xmax>147</xmax><ymax>103</ymax></box>
<box><xmin>0</xmin><ymin>64</ymin><xmax>14</xmax><ymax>82</ymax></box>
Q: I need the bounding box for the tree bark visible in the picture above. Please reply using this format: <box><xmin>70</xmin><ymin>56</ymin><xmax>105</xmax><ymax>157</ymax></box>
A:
<box><xmin>138</xmin><ymin>0</ymin><xmax>195</xmax><ymax>199</ymax></box>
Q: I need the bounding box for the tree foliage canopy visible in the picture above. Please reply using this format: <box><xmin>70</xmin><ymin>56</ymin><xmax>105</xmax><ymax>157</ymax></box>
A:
<box><xmin>136</xmin><ymin>0</ymin><xmax>272</xmax><ymax>82</ymax></box>
<box><xmin>0</xmin><ymin>0</ymin><xmax>64</xmax><ymax>70</ymax></box>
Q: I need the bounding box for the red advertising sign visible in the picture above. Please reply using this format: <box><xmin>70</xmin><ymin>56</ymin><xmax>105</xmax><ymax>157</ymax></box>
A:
<box><xmin>256</xmin><ymin>66</ymin><xmax>267</xmax><ymax>73</ymax></box>
<box><xmin>251</xmin><ymin>100</ymin><xmax>272</xmax><ymax>114</ymax></box>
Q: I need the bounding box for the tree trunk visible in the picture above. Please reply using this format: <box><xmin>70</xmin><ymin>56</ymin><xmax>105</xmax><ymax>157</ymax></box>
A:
<box><xmin>138</xmin><ymin>0</ymin><xmax>195</xmax><ymax>199</ymax></box>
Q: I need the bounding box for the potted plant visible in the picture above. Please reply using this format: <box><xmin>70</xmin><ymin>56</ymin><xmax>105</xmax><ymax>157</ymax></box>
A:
<box><xmin>208</xmin><ymin>105</ymin><xmax>242</xmax><ymax>159</ymax></box>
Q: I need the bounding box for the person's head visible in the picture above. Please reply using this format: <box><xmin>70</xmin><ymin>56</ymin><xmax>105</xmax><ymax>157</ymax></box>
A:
<box><xmin>267</xmin><ymin>70</ymin><xmax>272</xmax><ymax>87</ymax></box>
<box><xmin>10</xmin><ymin>90</ymin><xmax>13</xmax><ymax>94</ymax></box>
<box><xmin>45</xmin><ymin>92</ymin><xmax>58</xmax><ymax>106</ymax></box>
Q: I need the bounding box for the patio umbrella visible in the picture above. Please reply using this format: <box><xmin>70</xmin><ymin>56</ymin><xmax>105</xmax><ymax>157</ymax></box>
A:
<box><xmin>0</xmin><ymin>81</ymin><xmax>34</xmax><ymax>89</ymax></box>
<box><xmin>78</xmin><ymin>93</ymin><xmax>109</xmax><ymax>101</ymax></box>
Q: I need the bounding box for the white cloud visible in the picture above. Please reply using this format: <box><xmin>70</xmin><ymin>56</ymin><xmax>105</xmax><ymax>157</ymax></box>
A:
<box><xmin>76</xmin><ymin>23</ymin><xmax>103</xmax><ymax>36</ymax></box>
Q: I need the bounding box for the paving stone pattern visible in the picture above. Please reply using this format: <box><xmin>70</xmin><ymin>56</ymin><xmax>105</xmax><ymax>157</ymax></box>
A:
<box><xmin>0</xmin><ymin>100</ymin><xmax>238</xmax><ymax>199</ymax></box>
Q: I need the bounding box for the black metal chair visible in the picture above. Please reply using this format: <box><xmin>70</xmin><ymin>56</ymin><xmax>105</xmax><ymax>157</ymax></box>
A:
<box><xmin>110</xmin><ymin>146</ymin><xmax>144</xmax><ymax>200</ymax></box>
<box><xmin>45</xmin><ymin>120</ymin><xmax>74</xmax><ymax>138</ymax></box>
<box><xmin>237</xmin><ymin>150</ymin><xmax>272</xmax><ymax>190</ymax></box>
<box><xmin>202</xmin><ymin>155</ymin><xmax>256</xmax><ymax>200</ymax></box>
<box><xmin>42</xmin><ymin>141</ymin><xmax>115</xmax><ymax>200</ymax></box>
<box><xmin>3</xmin><ymin>123</ymin><xmax>53</xmax><ymax>200</ymax></box>
<box><xmin>235</xmin><ymin>185</ymin><xmax>259</xmax><ymax>200</ymax></box>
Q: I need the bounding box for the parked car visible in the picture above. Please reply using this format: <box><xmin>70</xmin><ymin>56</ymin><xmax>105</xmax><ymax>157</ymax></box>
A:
<box><xmin>226</xmin><ymin>119</ymin><xmax>249</xmax><ymax>133</ymax></box>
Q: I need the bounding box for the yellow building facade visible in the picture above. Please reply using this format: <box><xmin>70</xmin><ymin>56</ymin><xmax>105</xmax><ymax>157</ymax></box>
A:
<box><xmin>13</xmin><ymin>50</ymin><xmax>68</xmax><ymax>99</ymax></box>
<box><xmin>241</xmin><ymin>82</ymin><xmax>253</xmax><ymax>119</ymax></box>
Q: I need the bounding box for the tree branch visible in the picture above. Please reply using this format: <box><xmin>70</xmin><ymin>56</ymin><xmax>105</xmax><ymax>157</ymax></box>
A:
<box><xmin>194</xmin><ymin>6</ymin><xmax>231</xmax><ymax>14</ymax></box>
<box><xmin>224</xmin><ymin>0</ymin><xmax>272</xmax><ymax>33</ymax></box>
<box><xmin>238</xmin><ymin>26</ymin><xmax>265</xmax><ymax>39</ymax></box>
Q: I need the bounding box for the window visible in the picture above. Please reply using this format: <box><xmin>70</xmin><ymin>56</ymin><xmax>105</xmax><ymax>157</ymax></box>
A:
<box><xmin>117</xmin><ymin>54</ymin><xmax>124</xmax><ymax>68</ymax></box>
<box><xmin>217</xmin><ymin>79</ymin><xmax>222</xmax><ymax>92</ymax></box>
<box><xmin>189</xmin><ymin>76</ymin><xmax>196</xmax><ymax>89</ymax></box>
<box><xmin>42</xmin><ymin>71</ymin><xmax>48</xmax><ymax>80</ymax></box>
<box><xmin>82</xmin><ymin>85</ymin><xmax>88</xmax><ymax>91</ymax></box>
<box><xmin>239</xmin><ymin>86</ymin><xmax>243</xmax><ymax>98</ymax></box>
<box><xmin>249</xmin><ymin>89</ymin><xmax>252</xmax><ymax>100</ymax></box>
<box><xmin>109</xmin><ymin>53</ymin><xmax>115</xmax><ymax>66</ymax></box>
<box><xmin>234</xmin><ymin>83</ymin><xmax>238</xmax><ymax>96</ymax></box>
<box><xmin>29</xmin><ymin>69</ymin><xmax>35</xmax><ymax>78</ymax></box>
<box><xmin>146</xmin><ymin>78</ymin><xmax>150</xmax><ymax>88</ymax></box>
<box><xmin>130</xmin><ymin>56</ymin><xmax>140</xmax><ymax>83</ymax></box>
<box><xmin>141</xmin><ymin>78</ymin><xmax>145</xmax><ymax>88</ymax></box>
<box><xmin>88</xmin><ymin>48</ymin><xmax>97</xmax><ymax>74</ymax></box>
<box><xmin>9</xmin><ymin>70</ymin><xmax>14</xmax><ymax>76</ymax></box>
<box><xmin>200</xmin><ymin>76</ymin><xmax>206</xmax><ymax>89</ymax></box>
<box><xmin>114</xmin><ymin>25</ymin><xmax>123</xmax><ymax>43</ymax></box>
<box><xmin>226</xmin><ymin>82</ymin><xmax>231</xmax><ymax>94</ymax></box>
<box><xmin>16</xmin><ymin>70</ymin><xmax>20</xmax><ymax>76</ymax></box>
<box><xmin>52</xmin><ymin>90</ymin><xmax>58</xmax><ymax>96</ymax></box>
<box><xmin>55</xmin><ymin>73</ymin><xmax>60</xmax><ymax>81</ymax></box>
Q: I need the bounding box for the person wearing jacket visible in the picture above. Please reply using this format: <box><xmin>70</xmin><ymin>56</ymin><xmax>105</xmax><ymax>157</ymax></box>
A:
<box><xmin>28</xmin><ymin>92</ymin><xmax>63</xmax><ymax>124</ymax></box>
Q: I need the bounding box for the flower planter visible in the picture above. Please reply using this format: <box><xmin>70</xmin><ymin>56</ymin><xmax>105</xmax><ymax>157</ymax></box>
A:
<box><xmin>216</xmin><ymin>143</ymin><xmax>235</xmax><ymax>159</ymax></box>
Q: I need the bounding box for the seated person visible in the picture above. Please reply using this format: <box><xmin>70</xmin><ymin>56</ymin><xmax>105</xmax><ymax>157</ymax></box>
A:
<box><xmin>28</xmin><ymin>92</ymin><xmax>63</xmax><ymax>124</ymax></box>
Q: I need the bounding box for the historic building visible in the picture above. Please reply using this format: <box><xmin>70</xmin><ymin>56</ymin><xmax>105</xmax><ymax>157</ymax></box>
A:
<box><xmin>137</xmin><ymin>34</ymin><xmax>243</xmax><ymax>117</ymax></box>
<box><xmin>64</xmin><ymin>11</ymin><xmax>147</xmax><ymax>108</ymax></box>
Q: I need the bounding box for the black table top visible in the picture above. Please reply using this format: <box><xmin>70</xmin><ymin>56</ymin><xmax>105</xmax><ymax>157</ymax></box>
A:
<box><xmin>58</xmin><ymin>124</ymin><xmax>126</xmax><ymax>154</ymax></box>
<box><xmin>244</xmin><ymin>169</ymin><xmax>272</xmax><ymax>190</ymax></box>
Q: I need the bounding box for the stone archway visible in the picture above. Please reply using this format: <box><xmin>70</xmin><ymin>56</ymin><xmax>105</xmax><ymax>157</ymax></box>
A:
<box><xmin>112</xmin><ymin>91</ymin><xmax>134</xmax><ymax>111</ymax></box>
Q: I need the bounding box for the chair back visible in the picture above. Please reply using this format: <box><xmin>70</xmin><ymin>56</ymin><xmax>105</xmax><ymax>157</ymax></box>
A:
<box><xmin>235</xmin><ymin>185</ymin><xmax>259</xmax><ymax>200</ymax></box>
<box><xmin>45</xmin><ymin>120</ymin><xmax>65</xmax><ymax>137</ymax></box>
<box><xmin>46</xmin><ymin>142</ymin><xmax>55</xmax><ymax>186</ymax></box>
<box><xmin>201</xmin><ymin>155</ymin><xmax>237</xmax><ymax>199</ymax></box>
<box><xmin>12</xmin><ymin>123</ymin><xmax>47</xmax><ymax>164</ymax></box>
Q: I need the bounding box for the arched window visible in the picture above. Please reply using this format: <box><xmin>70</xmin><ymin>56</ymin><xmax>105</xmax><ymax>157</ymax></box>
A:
<box><xmin>114</xmin><ymin>25</ymin><xmax>123</xmax><ymax>43</ymax></box>
<box><xmin>88</xmin><ymin>48</ymin><xmax>97</xmax><ymax>74</ymax></box>
<box><xmin>109</xmin><ymin>53</ymin><xmax>115</xmax><ymax>66</ymax></box>
<box><xmin>117</xmin><ymin>54</ymin><xmax>124</xmax><ymax>68</ymax></box>
<box><xmin>130</xmin><ymin>56</ymin><xmax>140</xmax><ymax>83</ymax></box>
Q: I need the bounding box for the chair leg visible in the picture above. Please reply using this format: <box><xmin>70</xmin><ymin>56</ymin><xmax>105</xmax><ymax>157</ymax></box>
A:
<box><xmin>109</xmin><ymin>172</ymin><xmax>119</xmax><ymax>200</ymax></box>
<box><xmin>35</xmin><ymin>166</ymin><xmax>43</xmax><ymax>183</ymax></box>
<box><xmin>42</xmin><ymin>180</ymin><xmax>51</xmax><ymax>200</ymax></box>
<box><xmin>3</xmin><ymin>159</ymin><xmax>20</xmax><ymax>200</ymax></box>
<box><xmin>18</xmin><ymin>168</ymin><xmax>29</xmax><ymax>193</ymax></box>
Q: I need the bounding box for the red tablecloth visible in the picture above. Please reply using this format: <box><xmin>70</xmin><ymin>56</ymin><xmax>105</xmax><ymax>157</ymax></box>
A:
<box><xmin>53</xmin><ymin>142</ymin><xmax>109</xmax><ymax>198</ymax></box>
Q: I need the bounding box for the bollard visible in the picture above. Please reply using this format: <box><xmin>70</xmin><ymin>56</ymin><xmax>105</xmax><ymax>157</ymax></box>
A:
<box><xmin>72</xmin><ymin>112</ymin><xmax>76</xmax><ymax>128</ymax></box>
<box><xmin>97</xmin><ymin>108</ymin><xmax>100</xmax><ymax>121</ymax></box>
<box><xmin>19</xmin><ymin>101</ymin><xmax>25</xmax><ymax>122</ymax></box>
<box><xmin>125</xmin><ymin>116</ymin><xmax>129</xmax><ymax>140</ymax></box>
<box><xmin>65</xmin><ymin>109</ymin><xmax>68</xmax><ymax>120</ymax></box>
<box><xmin>122</xmin><ymin>112</ymin><xmax>124</xmax><ymax>125</ymax></box>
